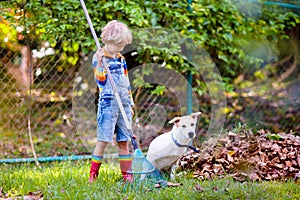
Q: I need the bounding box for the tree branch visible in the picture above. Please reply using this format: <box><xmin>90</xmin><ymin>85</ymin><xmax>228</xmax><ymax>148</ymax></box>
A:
<box><xmin>276</xmin><ymin>43</ymin><xmax>298</xmax><ymax>83</ymax></box>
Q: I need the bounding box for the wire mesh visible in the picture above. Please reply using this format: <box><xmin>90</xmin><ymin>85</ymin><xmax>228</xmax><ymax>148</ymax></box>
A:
<box><xmin>0</xmin><ymin>7</ymin><xmax>299</xmax><ymax>161</ymax></box>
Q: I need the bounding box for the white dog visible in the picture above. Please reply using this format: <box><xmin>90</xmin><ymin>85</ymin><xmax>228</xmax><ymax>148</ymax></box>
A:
<box><xmin>146</xmin><ymin>112</ymin><xmax>201</xmax><ymax>171</ymax></box>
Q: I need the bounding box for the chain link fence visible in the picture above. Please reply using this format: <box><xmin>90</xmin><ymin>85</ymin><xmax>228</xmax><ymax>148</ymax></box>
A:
<box><xmin>0</xmin><ymin>23</ymin><xmax>187</xmax><ymax>159</ymax></box>
<box><xmin>0</xmin><ymin>36</ymin><xmax>85</xmax><ymax>158</ymax></box>
<box><xmin>1</xmin><ymin>14</ymin><xmax>299</xmax><ymax>160</ymax></box>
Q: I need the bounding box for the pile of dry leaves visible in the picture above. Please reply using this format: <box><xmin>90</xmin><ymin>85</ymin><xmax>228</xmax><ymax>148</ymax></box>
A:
<box><xmin>178</xmin><ymin>129</ymin><xmax>300</xmax><ymax>181</ymax></box>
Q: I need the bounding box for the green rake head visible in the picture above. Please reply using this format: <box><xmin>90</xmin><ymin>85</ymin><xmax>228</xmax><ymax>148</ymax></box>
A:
<box><xmin>120</xmin><ymin>149</ymin><xmax>168</xmax><ymax>191</ymax></box>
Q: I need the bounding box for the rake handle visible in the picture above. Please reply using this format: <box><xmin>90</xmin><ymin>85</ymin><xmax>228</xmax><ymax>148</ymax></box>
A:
<box><xmin>79</xmin><ymin>0</ymin><xmax>100</xmax><ymax>49</ymax></box>
<box><xmin>80</xmin><ymin>0</ymin><xmax>137</xmax><ymax>150</ymax></box>
<box><xmin>79</xmin><ymin>0</ymin><xmax>132</xmax><ymax>131</ymax></box>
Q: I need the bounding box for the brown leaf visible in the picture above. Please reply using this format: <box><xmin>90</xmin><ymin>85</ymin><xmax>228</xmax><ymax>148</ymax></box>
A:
<box><xmin>271</xmin><ymin>157</ymin><xmax>280</xmax><ymax>163</ymax></box>
<box><xmin>294</xmin><ymin>172</ymin><xmax>300</xmax><ymax>181</ymax></box>
<box><xmin>23</xmin><ymin>190</ymin><xmax>43</xmax><ymax>200</ymax></box>
<box><xmin>213</xmin><ymin>164</ymin><xmax>223</xmax><ymax>173</ymax></box>
<box><xmin>273</xmin><ymin>163</ymin><xmax>284</xmax><ymax>169</ymax></box>
<box><xmin>216</xmin><ymin>158</ymin><xmax>229</xmax><ymax>164</ymax></box>
<box><xmin>204</xmin><ymin>172</ymin><xmax>211</xmax><ymax>179</ymax></box>
<box><xmin>248</xmin><ymin>172</ymin><xmax>260</xmax><ymax>181</ymax></box>
<box><xmin>292</xmin><ymin>160</ymin><xmax>298</xmax><ymax>166</ymax></box>
<box><xmin>227</xmin><ymin>154</ymin><xmax>234</xmax><ymax>162</ymax></box>
<box><xmin>271</xmin><ymin>173</ymin><xmax>280</xmax><ymax>179</ymax></box>
<box><xmin>166</xmin><ymin>182</ymin><xmax>182</xmax><ymax>187</ymax></box>
<box><xmin>282</xmin><ymin>148</ymin><xmax>289</xmax><ymax>154</ymax></box>
<box><xmin>178</xmin><ymin>129</ymin><xmax>300</xmax><ymax>181</ymax></box>
<box><xmin>289</xmin><ymin>167</ymin><xmax>298</xmax><ymax>173</ymax></box>
<box><xmin>287</xmin><ymin>151</ymin><xmax>296</xmax><ymax>157</ymax></box>
<box><xmin>213</xmin><ymin>186</ymin><xmax>219</xmax><ymax>192</ymax></box>
<box><xmin>193</xmin><ymin>184</ymin><xmax>204</xmax><ymax>192</ymax></box>
<box><xmin>232</xmin><ymin>173</ymin><xmax>245</xmax><ymax>182</ymax></box>
<box><xmin>285</xmin><ymin>161</ymin><xmax>293</xmax><ymax>167</ymax></box>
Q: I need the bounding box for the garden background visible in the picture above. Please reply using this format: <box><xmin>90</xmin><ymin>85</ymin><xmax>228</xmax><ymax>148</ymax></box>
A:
<box><xmin>1</xmin><ymin>0</ymin><xmax>300</xmax><ymax>199</ymax></box>
<box><xmin>1</xmin><ymin>0</ymin><xmax>299</xmax><ymax>159</ymax></box>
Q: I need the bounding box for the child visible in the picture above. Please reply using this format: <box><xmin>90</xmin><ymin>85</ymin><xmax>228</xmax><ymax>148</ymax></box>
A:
<box><xmin>89</xmin><ymin>20</ymin><xmax>135</xmax><ymax>183</ymax></box>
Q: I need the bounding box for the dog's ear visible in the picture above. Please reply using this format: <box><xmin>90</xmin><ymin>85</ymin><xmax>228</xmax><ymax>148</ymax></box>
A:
<box><xmin>191</xmin><ymin>112</ymin><xmax>201</xmax><ymax>119</ymax></box>
<box><xmin>168</xmin><ymin>117</ymin><xmax>181</xmax><ymax>124</ymax></box>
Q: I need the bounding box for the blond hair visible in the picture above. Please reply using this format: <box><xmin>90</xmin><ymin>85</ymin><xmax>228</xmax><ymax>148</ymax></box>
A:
<box><xmin>101</xmin><ymin>20</ymin><xmax>132</xmax><ymax>46</ymax></box>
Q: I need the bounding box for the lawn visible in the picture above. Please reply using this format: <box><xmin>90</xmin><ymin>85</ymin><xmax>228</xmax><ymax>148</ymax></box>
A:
<box><xmin>0</xmin><ymin>160</ymin><xmax>299</xmax><ymax>200</ymax></box>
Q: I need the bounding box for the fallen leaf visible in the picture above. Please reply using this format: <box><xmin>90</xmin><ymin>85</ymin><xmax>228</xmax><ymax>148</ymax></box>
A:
<box><xmin>178</xmin><ymin>129</ymin><xmax>300</xmax><ymax>181</ymax></box>
<box><xmin>193</xmin><ymin>184</ymin><xmax>204</xmax><ymax>192</ymax></box>
<box><xmin>213</xmin><ymin>186</ymin><xmax>219</xmax><ymax>192</ymax></box>
<box><xmin>294</xmin><ymin>172</ymin><xmax>300</xmax><ymax>181</ymax></box>
<box><xmin>167</xmin><ymin>182</ymin><xmax>182</xmax><ymax>187</ymax></box>
<box><xmin>248</xmin><ymin>172</ymin><xmax>260</xmax><ymax>181</ymax></box>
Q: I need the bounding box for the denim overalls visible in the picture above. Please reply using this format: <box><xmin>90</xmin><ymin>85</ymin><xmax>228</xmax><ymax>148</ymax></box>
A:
<box><xmin>96</xmin><ymin>57</ymin><xmax>132</xmax><ymax>142</ymax></box>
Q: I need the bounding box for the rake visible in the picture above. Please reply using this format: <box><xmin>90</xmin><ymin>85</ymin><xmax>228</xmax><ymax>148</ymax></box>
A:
<box><xmin>79</xmin><ymin>0</ymin><xmax>166</xmax><ymax>189</ymax></box>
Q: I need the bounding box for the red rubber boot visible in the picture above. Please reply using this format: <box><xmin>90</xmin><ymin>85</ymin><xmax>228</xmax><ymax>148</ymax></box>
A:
<box><xmin>89</xmin><ymin>156</ymin><xmax>102</xmax><ymax>183</ymax></box>
<box><xmin>119</xmin><ymin>154</ymin><xmax>134</xmax><ymax>182</ymax></box>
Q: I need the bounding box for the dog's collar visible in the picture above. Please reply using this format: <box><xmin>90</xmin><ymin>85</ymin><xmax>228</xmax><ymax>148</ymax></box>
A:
<box><xmin>171</xmin><ymin>132</ymin><xmax>200</xmax><ymax>153</ymax></box>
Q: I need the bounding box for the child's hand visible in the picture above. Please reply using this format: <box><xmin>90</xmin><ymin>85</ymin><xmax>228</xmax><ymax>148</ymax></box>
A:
<box><xmin>96</xmin><ymin>48</ymin><xmax>104</xmax><ymax>65</ymax></box>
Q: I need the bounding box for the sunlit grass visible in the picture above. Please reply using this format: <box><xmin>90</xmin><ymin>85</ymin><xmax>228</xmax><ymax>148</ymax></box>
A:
<box><xmin>0</xmin><ymin>160</ymin><xmax>299</xmax><ymax>199</ymax></box>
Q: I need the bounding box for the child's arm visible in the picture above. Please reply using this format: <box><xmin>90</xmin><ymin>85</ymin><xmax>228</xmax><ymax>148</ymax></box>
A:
<box><xmin>92</xmin><ymin>49</ymin><xmax>106</xmax><ymax>94</ymax></box>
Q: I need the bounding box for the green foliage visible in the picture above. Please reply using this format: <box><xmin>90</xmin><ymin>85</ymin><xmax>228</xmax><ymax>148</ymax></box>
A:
<box><xmin>1</xmin><ymin>0</ymin><xmax>300</xmax><ymax>90</ymax></box>
<box><xmin>266</xmin><ymin>133</ymin><xmax>282</xmax><ymax>141</ymax></box>
<box><xmin>132</xmin><ymin>66</ymin><xmax>154</xmax><ymax>89</ymax></box>
<box><xmin>0</xmin><ymin>21</ymin><xmax>18</xmax><ymax>49</ymax></box>
<box><xmin>232</xmin><ymin>122</ymin><xmax>252</xmax><ymax>134</ymax></box>
<box><xmin>151</xmin><ymin>85</ymin><xmax>166</xmax><ymax>96</ymax></box>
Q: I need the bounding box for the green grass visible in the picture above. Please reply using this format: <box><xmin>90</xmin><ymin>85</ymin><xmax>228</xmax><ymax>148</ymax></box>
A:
<box><xmin>0</xmin><ymin>160</ymin><xmax>299</xmax><ymax>200</ymax></box>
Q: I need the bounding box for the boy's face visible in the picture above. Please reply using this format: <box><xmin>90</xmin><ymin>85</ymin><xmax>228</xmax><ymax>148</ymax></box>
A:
<box><xmin>105</xmin><ymin>43</ymin><xmax>126</xmax><ymax>55</ymax></box>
